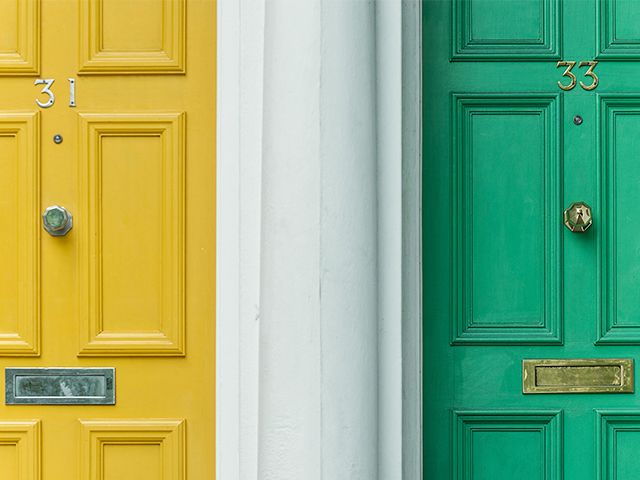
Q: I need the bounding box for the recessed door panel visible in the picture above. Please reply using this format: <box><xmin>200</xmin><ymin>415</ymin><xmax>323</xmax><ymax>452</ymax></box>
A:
<box><xmin>0</xmin><ymin>0</ymin><xmax>39</xmax><ymax>75</ymax></box>
<box><xmin>80</xmin><ymin>419</ymin><xmax>185</xmax><ymax>480</ymax></box>
<box><xmin>79</xmin><ymin>0</ymin><xmax>186</xmax><ymax>74</ymax></box>
<box><xmin>452</xmin><ymin>0</ymin><xmax>561</xmax><ymax>59</ymax></box>
<box><xmin>0</xmin><ymin>114</ymin><xmax>39</xmax><ymax>355</ymax></box>
<box><xmin>598</xmin><ymin>97</ymin><xmax>640</xmax><ymax>343</ymax></box>
<box><xmin>452</xmin><ymin>95</ymin><xmax>562</xmax><ymax>344</ymax></box>
<box><xmin>78</xmin><ymin>114</ymin><xmax>185</xmax><ymax>356</ymax></box>
<box><xmin>454</xmin><ymin>411</ymin><xmax>562</xmax><ymax>480</ymax></box>
<box><xmin>0</xmin><ymin>420</ymin><xmax>40</xmax><ymax>480</ymax></box>
<box><xmin>598</xmin><ymin>0</ymin><xmax>640</xmax><ymax>58</ymax></box>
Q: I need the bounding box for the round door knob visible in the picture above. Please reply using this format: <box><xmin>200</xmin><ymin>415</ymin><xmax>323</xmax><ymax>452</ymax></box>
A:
<box><xmin>563</xmin><ymin>201</ymin><xmax>592</xmax><ymax>233</ymax></box>
<box><xmin>42</xmin><ymin>205</ymin><xmax>73</xmax><ymax>236</ymax></box>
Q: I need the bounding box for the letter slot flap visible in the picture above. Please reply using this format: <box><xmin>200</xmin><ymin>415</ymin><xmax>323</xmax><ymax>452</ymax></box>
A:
<box><xmin>5</xmin><ymin>368</ymin><xmax>115</xmax><ymax>405</ymax></box>
<box><xmin>522</xmin><ymin>359</ymin><xmax>634</xmax><ymax>394</ymax></box>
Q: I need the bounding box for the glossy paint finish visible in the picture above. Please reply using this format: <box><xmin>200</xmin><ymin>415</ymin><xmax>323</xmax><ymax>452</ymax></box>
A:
<box><xmin>424</xmin><ymin>0</ymin><xmax>640</xmax><ymax>478</ymax></box>
<box><xmin>0</xmin><ymin>1</ymin><xmax>215</xmax><ymax>478</ymax></box>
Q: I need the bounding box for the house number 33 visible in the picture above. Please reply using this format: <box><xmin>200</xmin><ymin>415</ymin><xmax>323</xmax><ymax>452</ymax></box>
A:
<box><xmin>557</xmin><ymin>61</ymin><xmax>599</xmax><ymax>91</ymax></box>
<box><xmin>34</xmin><ymin>78</ymin><xmax>76</xmax><ymax>108</ymax></box>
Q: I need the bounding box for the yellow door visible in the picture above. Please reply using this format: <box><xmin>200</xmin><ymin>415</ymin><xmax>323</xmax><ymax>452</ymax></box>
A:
<box><xmin>0</xmin><ymin>1</ymin><xmax>215</xmax><ymax>479</ymax></box>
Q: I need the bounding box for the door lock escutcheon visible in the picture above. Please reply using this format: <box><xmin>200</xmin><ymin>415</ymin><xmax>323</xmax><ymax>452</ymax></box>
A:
<box><xmin>42</xmin><ymin>205</ymin><xmax>72</xmax><ymax>236</ymax></box>
<box><xmin>564</xmin><ymin>201</ymin><xmax>592</xmax><ymax>233</ymax></box>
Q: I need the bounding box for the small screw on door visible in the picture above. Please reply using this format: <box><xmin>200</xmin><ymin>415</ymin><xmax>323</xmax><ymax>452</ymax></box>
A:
<box><xmin>573</xmin><ymin>115</ymin><xmax>583</xmax><ymax>126</ymax></box>
<box><xmin>53</xmin><ymin>134</ymin><xmax>63</xmax><ymax>144</ymax></box>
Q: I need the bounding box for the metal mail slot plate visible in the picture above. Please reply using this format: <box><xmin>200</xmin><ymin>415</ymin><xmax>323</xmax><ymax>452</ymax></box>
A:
<box><xmin>523</xmin><ymin>359</ymin><xmax>634</xmax><ymax>394</ymax></box>
<box><xmin>5</xmin><ymin>368</ymin><xmax>115</xmax><ymax>405</ymax></box>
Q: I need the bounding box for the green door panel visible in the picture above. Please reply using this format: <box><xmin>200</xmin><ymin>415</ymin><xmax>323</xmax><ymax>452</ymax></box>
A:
<box><xmin>423</xmin><ymin>0</ymin><xmax>640</xmax><ymax>478</ymax></box>
<box><xmin>452</xmin><ymin>94</ymin><xmax>562</xmax><ymax>344</ymax></box>
<box><xmin>599</xmin><ymin>98</ymin><xmax>640</xmax><ymax>343</ymax></box>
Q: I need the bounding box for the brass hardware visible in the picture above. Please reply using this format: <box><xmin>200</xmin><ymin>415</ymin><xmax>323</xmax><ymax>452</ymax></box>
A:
<box><xmin>579</xmin><ymin>60</ymin><xmax>599</xmax><ymax>91</ymax></box>
<box><xmin>42</xmin><ymin>205</ymin><xmax>73</xmax><ymax>236</ymax></box>
<box><xmin>523</xmin><ymin>359</ymin><xmax>634</xmax><ymax>394</ymax></box>
<box><xmin>564</xmin><ymin>201</ymin><xmax>592</xmax><ymax>232</ymax></box>
<box><xmin>557</xmin><ymin>61</ymin><xmax>577</xmax><ymax>91</ymax></box>
<box><xmin>556</xmin><ymin>60</ymin><xmax>599</xmax><ymax>91</ymax></box>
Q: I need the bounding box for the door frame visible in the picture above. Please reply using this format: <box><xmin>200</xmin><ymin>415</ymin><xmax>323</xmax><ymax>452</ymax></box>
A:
<box><xmin>399</xmin><ymin>1</ymin><xmax>423</xmax><ymax>478</ymax></box>
<box><xmin>216</xmin><ymin>0</ymin><xmax>264</xmax><ymax>478</ymax></box>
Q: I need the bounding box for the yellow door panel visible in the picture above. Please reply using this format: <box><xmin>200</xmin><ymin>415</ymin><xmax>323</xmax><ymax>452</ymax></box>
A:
<box><xmin>79</xmin><ymin>0</ymin><xmax>186</xmax><ymax>74</ymax></box>
<box><xmin>0</xmin><ymin>113</ymin><xmax>39</xmax><ymax>355</ymax></box>
<box><xmin>78</xmin><ymin>114</ymin><xmax>185</xmax><ymax>356</ymax></box>
<box><xmin>0</xmin><ymin>0</ymin><xmax>39</xmax><ymax>75</ymax></box>
<box><xmin>80</xmin><ymin>419</ymin><xmax>185</xmax><ymax>480</ymax></box>
<box><xmin>0</xmin><ymin>420</ymin><xmax>40</xmax><ymax>480</ymax></box>
<box><xmin>0</xmin><ymin>0</ymin><xmax>215</xmax><ymax>478</ymax></box>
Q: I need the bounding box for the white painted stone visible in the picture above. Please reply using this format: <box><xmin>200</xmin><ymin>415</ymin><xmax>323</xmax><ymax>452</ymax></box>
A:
<box><xmin>259</xmin><ymin>0</ymin><xmax>322</xmax><ymax>477</ymax></box>
<box><xmin>320</xmin><ymin>0</ymin><xmax>379</xmax><ymax>477</ymax></box>
<box><xmin>217</xmin><ymin>0</ymin><xmax>421</xmax><ymax>478</ymax></box>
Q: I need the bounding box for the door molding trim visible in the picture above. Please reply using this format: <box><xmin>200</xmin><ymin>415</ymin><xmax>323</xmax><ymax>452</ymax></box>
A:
<box><xmin>216</xmin><ymin>0</ymin><xmax>265</xmax><ymax>478</ymax></box>
<box><xmin>376</xmin><ymin>0</ymin><xmax>423</xmax><ymax>478</ymax></box>
<box><xmin>400</xmin><ymin>0</ymin><xmax>423</xmax><ymax>477</ymax></box>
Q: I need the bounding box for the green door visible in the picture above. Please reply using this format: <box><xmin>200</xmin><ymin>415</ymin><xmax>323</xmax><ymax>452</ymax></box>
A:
<box><xmin>424</xmin><ymin>1</ymin><xmax>640</xmax><ymax>478</ymax></box>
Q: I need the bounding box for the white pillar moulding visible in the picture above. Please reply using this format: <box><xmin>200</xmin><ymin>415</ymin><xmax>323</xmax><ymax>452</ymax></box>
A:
<box><xmin>260</xmin><ymin>0</ymin><xmax>379</xmax><ymax>477</ymax></box>
<box><xmin>217</xmin><ymin>0</ymin><xmax>265</xmax><ymax>478</ymax></box>
<box><xmin>400</xmin><ymin>1</ymin><xmax>423</xmax><ymax>478</ymax></box>
<box><xmin>217</xmin><ymin>0</ymin><xmax>421</xmax><ymax>478</ymax></box>
<box><xmin>259</xmin><ymin>0</ymin><xmax>323</xmax><ymax>476</ymax></box>
<box><xmin>376</xmin><ymin>0</ymin><xmax>404</xmax><ymax>477</ymax></box>
<box><xmin>319</xmin><ymin>0</ymin><xmax>379</xmax><ymax>478</ymax></box>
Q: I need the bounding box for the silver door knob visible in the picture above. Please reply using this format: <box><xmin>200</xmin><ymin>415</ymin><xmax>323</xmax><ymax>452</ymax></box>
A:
<box><xmin>563</xmin><ymin>201</ymin><xmax>592</xmax><ymax>233</ymax></box>
<box><xmin>43</xmin><ymin>205</ymin><xmax>73</xmax><ymax>236</ymax></box>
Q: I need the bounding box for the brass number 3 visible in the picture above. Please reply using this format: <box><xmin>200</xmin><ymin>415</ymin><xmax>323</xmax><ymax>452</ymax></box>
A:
<box><xmin>557</xmin><ymin>60</ymin><xmax>599</xmax><ymax>91</ymax></box>
<box><xmin>557</xmin><ymin>61</ymin><xmax>577</xmax><ymax>91</ymax></box>
<box><xmin>579</xmin><ymin>61</ymin><xmax>599</xmax><ymax>91</ymax></box>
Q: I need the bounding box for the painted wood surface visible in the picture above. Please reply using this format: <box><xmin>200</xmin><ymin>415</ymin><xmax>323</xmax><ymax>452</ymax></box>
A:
<box><xmin>425</xmin><ymin>0</ymin><xmax>640</xmax><ymax>478</ymax></box>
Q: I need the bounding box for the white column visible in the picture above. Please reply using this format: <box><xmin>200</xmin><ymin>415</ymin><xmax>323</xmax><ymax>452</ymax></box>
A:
<box><xmin>219</xmin><ymin>0</ymin><xmax>421</xmax><ymax>477</ymax></box>
<box><xmin>258</xmin><ymin>0</ymin><xmax>379</xmax><ymax>478</ymax></box>
<box><xmin>320</xmin><ymin>0</ymin><xmax>379</xmax><ymax>478</ymax></box>
<box><xmin>376</xmin><ymin>0</ymin><xmax>404</xmax><ymax>477</ymax></box>
<box><xmin>259</xmin><ymin>0</ymin><xmax>322</xmax><ymax>477</ymax></box>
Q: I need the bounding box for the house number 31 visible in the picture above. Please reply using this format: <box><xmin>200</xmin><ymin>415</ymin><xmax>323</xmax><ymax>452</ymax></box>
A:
<box><xmin>557</xmin><ymin>61</ymin><xmax>599</xmax><ymax>91</ymax></box>
<box><xmin>34</xmin><ymin>78</ymin><xmax>76</xmax><ymax>108</ymax></box>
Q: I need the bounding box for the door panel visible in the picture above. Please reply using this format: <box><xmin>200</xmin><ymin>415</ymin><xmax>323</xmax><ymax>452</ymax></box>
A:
<box><xmin>598</xmin><ymin>0</ymin><xmax>640</xmax><ymax>58</ymax></box>
<box><xmin>452</xmin><ymin>95</ymin><xmax>562</xmax><ymax>344</ymax></box>
<box><xmin>79</xmin><ymin>0</ymin><xmax>186</xmax><ymax>74</ymax></box>
<box><xmin>79</xmin><ymin>419</ymin><xmax>185</xmax><ymax>480</ymax></box>
<box><xmin>598</xmin><ymin>97</ymin><xmax>640</xmax><ymax>343</ymax></box>
<box><xmin>0</xmin><ymin>0</ymin><xmax>39</xmax><ymax>75</ymax></box>
<box><xmin>0</xmin><ymin>114</ymin><xmax>39</xmax><ymax>355</ymax></box>
<box><xmin>452</xmin><ymin>0</ymin><xmax>561</xmax><ymax>59</ymax></box>
<box><xmin>425</xmin><ymin>0</ymin><xmax>640</xmax><ymax>478</ymax></box>
<box><xmin>78</xmin><ymin>114</ymin><xmax>185</xmax><ymax>356</ymax></box>
<box><xmin>453</xmin><ymin>411</ymin><xmax>562</xmax><ymax>480</ymax></box>
<box><xmin>0</xmin><ymin>420</ymin><xmax>40</xmax><ymax>480</ymax></box>
<box><xmin>0</xmin><ymin>0</ymin><xmax>215</xmax><ymax>478</ymax></box>
<box><xmin>597</xmin><ymin>411</ymin><xmax>640</xmax><ymax>480</ymax></box>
